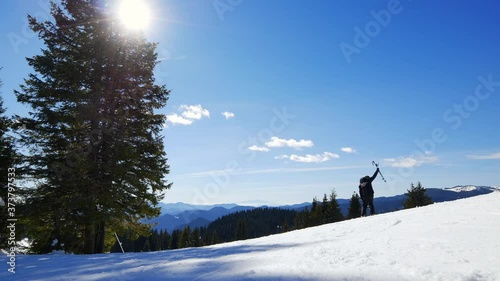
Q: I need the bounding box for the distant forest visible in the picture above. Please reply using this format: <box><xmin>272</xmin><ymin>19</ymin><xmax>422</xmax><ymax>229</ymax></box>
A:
<box><xmin>111</xmin><ymin>190</ymin><xmax>348</xmax><ymax>253</ymax></box>
<box><xmin>112</xmin><ymin>184</ymin><xmax>435</xmax><ymax>253</ymax></box>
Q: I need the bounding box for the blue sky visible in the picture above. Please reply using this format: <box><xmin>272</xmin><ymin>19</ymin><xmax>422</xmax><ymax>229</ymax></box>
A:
<box><xmin>1</xmin><ymin>0</ymin><xmax>499</xmax><ymax>205</ymax></box>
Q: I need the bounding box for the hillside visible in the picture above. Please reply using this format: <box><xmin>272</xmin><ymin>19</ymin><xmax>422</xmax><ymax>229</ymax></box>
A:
<box><xmin>4</xmin><ymin>192</ymin><xmax>500</xmax><ymax>281</ymax></box>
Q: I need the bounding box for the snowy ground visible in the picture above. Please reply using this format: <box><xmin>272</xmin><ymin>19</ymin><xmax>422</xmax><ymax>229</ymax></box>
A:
<box><xmin>3</xmin><ymin>192</ymin><xmax>500</xmax><ymax>281</ymax></box>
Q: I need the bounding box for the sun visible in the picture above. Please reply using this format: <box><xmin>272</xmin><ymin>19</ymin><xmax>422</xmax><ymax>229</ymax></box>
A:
<box><xmin>118</xmin><ymin>0</ymin><xmax>151</xmax><ymax>30</ymax></box>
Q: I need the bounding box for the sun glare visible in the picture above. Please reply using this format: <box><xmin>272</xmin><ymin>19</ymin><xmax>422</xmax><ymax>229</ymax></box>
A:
<box><xmin>118</xmin><ymin>0</ymin><xmax>151</xmax><ymax>30</ymax></box>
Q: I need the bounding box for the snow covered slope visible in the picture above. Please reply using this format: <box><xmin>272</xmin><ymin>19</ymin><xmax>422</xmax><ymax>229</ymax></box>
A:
<box><xmin>3</xmin><ymin>192</ymin><xmax>500</xmax><ymax>281</ymax></box>
<box><xmin>442</xmin><ymin>185</ymin><xmax>499</xmax><ymax>193</ymax></box>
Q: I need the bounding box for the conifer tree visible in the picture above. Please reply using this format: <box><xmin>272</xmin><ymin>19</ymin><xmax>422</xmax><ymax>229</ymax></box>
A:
<box><xmin>159</xmin><ymin>229</ymin><xmax>170</xmax><ymax>250</ymax></box>
<box><xmin>321</xmin><ymin>194</ymin><xmax>329</xmax><ymax>223</ymax></box>
<box><xmin>328</xmin><ymin>190</ymin><xmax>344</xmax><ymax>223</ymax></box>
<box><xmin>302</xmin><ymin>207</ymin><xmax>310</xmax><ymax>228</ymax></box>
<box><xmin>191</xmin><ymin>227</ymin><xmax>201</xmax><ymax>247</ymax></box>
<box><xmin>0</xmin><ymin>78</ymin><xmax>17</xmax><ymax>249</ymax></box>
<box><xmin>178</xmin><ymin>226</ymin><xmax>191</xmax><ymax>248</ymax></box>
<box><xmin>149</xmin><ymin>229</ymin><xmax>161</xmax><ymax>251</ymax></box>
<box><xmin>403</xmin><ymin>182</ymin><xmax>433</xmax><ymax>209</ymax></box>
<box><xmin>235</xmin><ymin>219</ymin><xmax>247</xmax><ymax>241</ymax></box>
<box><xmin>169</xmin><ymin>230</ymin><xmax>180</xmax><ymax>250</ymax></box>
<box><xmin>294</xmin><ymin>207</ymin><xmax>309</xmax><ymax>229</ymax></box>
<box><xmin>347</xmin><ymin>192</ymin><xmax>362</xmax><ymax>219</ymax></box>
<box><xmin>142</xmin><ymin>240</ymin><xmax>151</xmax><ymax>252</ymax></box>
<box><xmin>14</xmin><ymin>0</ymin><xmax>171</xmax><ymax>253</ymax></box>
<box><xmin>282</xmin><ymin>219</ymin><xmax>289</xmax><ymax>232</ymax></box>
<box><xmin>310</xmin><ymin>197</ymin><xmax>321</xmax><ymax>226</ymax></box>
<box><xmin>210</xmin><ymin>230</ymin><xmax>219</xmax><ymax>245</ymax></box>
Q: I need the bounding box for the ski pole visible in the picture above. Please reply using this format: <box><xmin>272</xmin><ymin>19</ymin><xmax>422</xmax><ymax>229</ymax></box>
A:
<box><xmin>372</xmin><ymin>161</ymin><xmax>386</xmax><ymax>182</ymax></box>
<box><xmin>114</xmin><ymin>232</ymin><xmax>125</xmax><ymax>253</ymax></box>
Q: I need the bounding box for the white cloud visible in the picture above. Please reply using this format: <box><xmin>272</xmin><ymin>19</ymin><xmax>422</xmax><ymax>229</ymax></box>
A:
<box><xmin>274</xmin><ymin>155</ymin><xmax>289</xmax><ymax>160</ymax></box>
<box><xmin>384</xmin><ymin>155</ymin><xmax>438</xmax><ymax>168</ymax></box>
<box><xmin>165</xmin><ymin>104</ymin><xmax>210</xmax><ymax>127</ymax></box>
<box><xmin>175</xmin><ymin>165</ymin><xmax>368</xmax><ymax>179</ymax></box>
<box><xmin>222</xmin><ymin>111</ymin><xmax>235</xmax><ymax>119</ymax></box>
<box><xmin>467</xmin><ymin>152</ymin><xmax>500</xmax><ymax>160</ymax></box>
<box><xmin>180</xmin><ymin>104</ymin><xmax>210</xmax><ymax>120</ymax></box>
<box><xmin>341</xmin><ymin>147</ymin><xmax>356</xmax><ymax>153</ymax></box>
<box><xmin>275</xmin><ymin>152</ymin><xmax>340</xmax><ymax>163</ymax></box>
<box><xmin>157</xmin><ymin>55</ymin><xmax>187</xmax><ymax>61</ymax></box>
<box><xmin>248</xmin><ymin>145</ymin><xmax>270</xmax><ymax>152</ymax></box>
<box><xmin>165</xmin><ymin>113</ymin><xmax>193</xmax><ymax>126</ymax></box>
<box><xmin>265</xmin><ymin>137</ymin><xmax>314</xmax><ymax>150</ymax></box>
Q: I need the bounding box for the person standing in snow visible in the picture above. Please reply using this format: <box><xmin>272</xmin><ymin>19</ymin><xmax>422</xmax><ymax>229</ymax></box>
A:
<box><xmin>359</xmin><ymin>168</ymin><xmax>380</xmax><ymax>216</ymax></box>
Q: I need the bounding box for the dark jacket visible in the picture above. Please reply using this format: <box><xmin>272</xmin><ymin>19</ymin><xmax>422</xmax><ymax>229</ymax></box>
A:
<box><xmin>359</xmin><ymin>168</ymin><xmax>379</xmax><ymax>199</ymax></box>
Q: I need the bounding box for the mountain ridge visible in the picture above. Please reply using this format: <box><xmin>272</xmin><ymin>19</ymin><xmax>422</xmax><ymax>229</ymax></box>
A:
<box><xmin>151</xmin><ymin>185</ymin><xmax>498</xmax><ymax>232</ymax></box>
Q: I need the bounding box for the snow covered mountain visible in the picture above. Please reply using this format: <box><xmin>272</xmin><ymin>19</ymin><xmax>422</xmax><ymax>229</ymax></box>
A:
<box><xmin>152</xmin><ymin>185</ymin><xmax>498</xmax><ymax>233</ymax></box>
<box><xmin>151</xmin><ymin>202</ymin><xmax>311</xmax><ymax>232</ymax></box>
<box><xmin>157</xmin><ymin>202</ymin><xmax>241</xmax><ymax>216</ymax></box>
<box><xmin>5</xmin><ymin>192</ymin><xmax>499</xmax><ymax>281</ymax></box>
<box><xmin>149</xmin><ymin>205</ymin><xmax>256</xmax><ymax>231</ymax></box>
<box><xmin>442</xmin><ymin>185</ymin><xmax>500</xmax><ymax>193</ymax></box>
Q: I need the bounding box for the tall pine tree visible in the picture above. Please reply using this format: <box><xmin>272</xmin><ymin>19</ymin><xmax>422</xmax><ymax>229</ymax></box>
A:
<box><xmin>309</xmin><ymin>197</ymin><xmax>321</xmax><ymax>226</ymax></box>
<box><xmin>1</xmin><ymin>77</ymin><xmax>18</xmax><ymax>249</ymax></box>
<box><xmin>347</xmin><ymin>192</ymin><xmax>361</xmax><ymax>219</ymax></box>
<box><xmin>321</xmin><ymin>194</ymin><xmax>329</xmax><ymax>223</ymax></box>
<box><xmin>327</xmin><ymin>190</ymin><xmax>344</xmax><ymax>223</ymax></box>
<box><xmin>15</xmin><ymin>0</ymin><xmax>171</xmax><ymax>254</ymax></box>
<box><xmin>403</xmin><ymin>182</ymin><xmax>433</xmax><ymax>209</ymax></box>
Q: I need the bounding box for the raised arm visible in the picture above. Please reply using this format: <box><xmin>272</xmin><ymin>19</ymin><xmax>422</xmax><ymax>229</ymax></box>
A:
<box><xmin>369</xmin><ymin>168</ymin><xmax>379</xmax><ymax>182</ymax></box>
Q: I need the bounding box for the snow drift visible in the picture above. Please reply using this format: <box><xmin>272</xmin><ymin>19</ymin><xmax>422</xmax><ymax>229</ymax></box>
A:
<box><xmin>2</xmin><ymin>192</ymin><xmax>500</xmax><ymax>281</ymax></box>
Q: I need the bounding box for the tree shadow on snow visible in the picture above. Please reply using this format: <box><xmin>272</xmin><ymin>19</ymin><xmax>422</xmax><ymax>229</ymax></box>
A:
<box><xmin>10</xmin><ymin>242</ymin><xmax>373</xmax><ymax>281</ymax></box>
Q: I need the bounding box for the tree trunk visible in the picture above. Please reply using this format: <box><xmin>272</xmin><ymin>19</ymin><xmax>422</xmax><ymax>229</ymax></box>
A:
<box><xmin>83</xmin><ymin>224</ymin><xmax>95</xmax><ymax>254</ymax></box>
<box><xmin>94</xmin><ymin>220</ymin><xmax>106</xmax><ymax>253</ymax></box>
